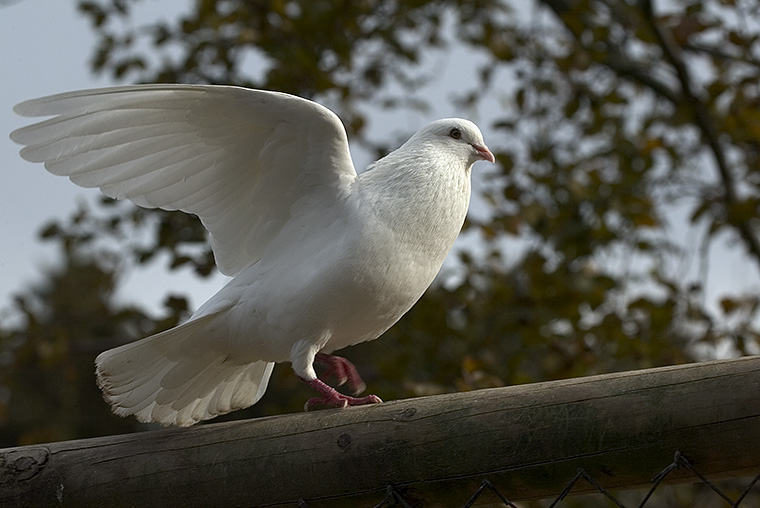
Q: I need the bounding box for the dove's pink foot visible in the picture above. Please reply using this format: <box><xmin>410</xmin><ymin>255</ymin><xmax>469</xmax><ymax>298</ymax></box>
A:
<box><xmin>315</xmin><ymin>353</ymin><xmax>367</xmax><ymax>395</ymax></box>
<box><xmin>303</xmin><ymin>378</ymin><xmax>382</xmax><ymax>411</ymax></box>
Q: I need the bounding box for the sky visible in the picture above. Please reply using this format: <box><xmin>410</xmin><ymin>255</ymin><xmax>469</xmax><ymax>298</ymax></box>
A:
<box><xmin>0</xmin><ymin>0</ymin><xmax>234</xmax><ymax>321</ymax></box>
<box><xmin>1</xmin><ymin>1</ymin><xmax>108</xmax><ymax>313</ymax></box>
<box><xmin>1</xmin><ymin>0</ymin><xmax>759</xmax><ymax>342</ymax></box>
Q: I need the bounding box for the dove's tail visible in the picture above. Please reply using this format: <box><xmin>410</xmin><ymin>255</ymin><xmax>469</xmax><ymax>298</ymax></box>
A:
<box><xmin>95</xmin><ymin>314</ymin><xmax>274</xmax><ymax>427</ymax></box>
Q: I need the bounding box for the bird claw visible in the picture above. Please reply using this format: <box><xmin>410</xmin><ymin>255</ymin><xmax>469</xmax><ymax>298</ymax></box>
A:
<box><xmin>304</xmin><ymin>393</ymin><xmax>382</xmax><ymax>411</ymax></box>
<box><xmin>314</xmin><ymin>353</ymin><xmax>367</xmax><ymax>395</ymax></box>
<box><xmin>302</xmin><ymin>376</ymin><xmax>382</xmax><ymax>411</ymax></box>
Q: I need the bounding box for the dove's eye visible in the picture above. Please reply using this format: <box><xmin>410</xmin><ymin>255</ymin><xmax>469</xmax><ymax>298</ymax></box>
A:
<box><xmin>449</xmin><ymin>128</ymin><xmax>462</xmax><ymax>140</ymax></box>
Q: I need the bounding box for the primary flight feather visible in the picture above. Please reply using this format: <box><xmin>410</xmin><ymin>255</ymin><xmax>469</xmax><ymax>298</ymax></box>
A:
<box><xmin>11</xmin><ymin>84</ymin><xmax>494</xmax><ymax>426</ymax></box>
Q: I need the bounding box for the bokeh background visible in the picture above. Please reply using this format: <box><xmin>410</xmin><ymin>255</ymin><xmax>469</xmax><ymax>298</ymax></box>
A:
<box><xmin>2</xmin><ymin>1</ymin><xmax>760</xmax><ymax>505</ymax></box>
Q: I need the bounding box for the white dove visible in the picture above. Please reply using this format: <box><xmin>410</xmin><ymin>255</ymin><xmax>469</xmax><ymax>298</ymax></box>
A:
<box><xmin>10</xmin><ymin>84</ymin><xmax>494</xmax><ymax>427</ymax></box>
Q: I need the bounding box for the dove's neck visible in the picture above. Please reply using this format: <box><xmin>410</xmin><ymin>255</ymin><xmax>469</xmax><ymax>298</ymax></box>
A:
<box><xmin>357</xmin><ymin>147</ymin><xmax>472</xmax><ymax>260</ymax></box>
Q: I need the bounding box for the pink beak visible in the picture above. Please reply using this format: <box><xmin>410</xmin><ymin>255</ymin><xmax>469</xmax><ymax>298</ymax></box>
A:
<box><xmin>471</xmin><ymin>142</ymin><xmax>495</xmax><ymax>163</ymax></box>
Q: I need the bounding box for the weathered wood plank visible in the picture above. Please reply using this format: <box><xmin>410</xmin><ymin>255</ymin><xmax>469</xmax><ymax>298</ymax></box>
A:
<box><xmin>1</xmin><ymin>355</ymin><xmax>759</xmax><ymax>507</ymax></box>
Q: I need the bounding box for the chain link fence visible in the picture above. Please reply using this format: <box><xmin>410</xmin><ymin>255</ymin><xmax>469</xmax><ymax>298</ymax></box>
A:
<box><xmin>296</xmin><ymin>452</ymin><xmax>760</xmax><ymax>508</ymax></box>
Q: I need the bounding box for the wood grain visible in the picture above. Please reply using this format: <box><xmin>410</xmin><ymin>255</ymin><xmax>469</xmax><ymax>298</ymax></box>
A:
<box><xmin>2</xmin><ymin>355</ymin><xmax>759</xmax><ymax>507</ymax></box>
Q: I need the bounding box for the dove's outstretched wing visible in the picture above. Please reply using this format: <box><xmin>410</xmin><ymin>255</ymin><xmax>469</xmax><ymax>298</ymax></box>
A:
<box><xmin>11</xmin><ymin>84</ymin><xmax>357</xmax><ymax>275</ymax></box>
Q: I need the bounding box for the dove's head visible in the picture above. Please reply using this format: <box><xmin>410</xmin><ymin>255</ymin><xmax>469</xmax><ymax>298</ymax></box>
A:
<box><xmin>412</xmin><ymin>118</ymin><xmax>495</xmax><ymax>167</ymax></box>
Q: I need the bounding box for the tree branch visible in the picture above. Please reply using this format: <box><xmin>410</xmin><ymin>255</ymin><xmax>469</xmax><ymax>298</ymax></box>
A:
<box><xmin>540</xmin><ymin>0</ymin><xmax>760</xmax><ymax>272</ymax></box>
<box><xmin>539</xmin><ymin>0</ymin><xmax>680</xmax><ymax>104</ymax></box>
<box><xmin>641</xmin><ymin>0</ymin><xmax>760</xmax><ymax>272</ymax></box>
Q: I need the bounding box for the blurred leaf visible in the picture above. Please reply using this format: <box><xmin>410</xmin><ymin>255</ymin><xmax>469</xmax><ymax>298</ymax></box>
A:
<box><xmin>3</xmin><ymin>13</ymin><xmax>760</xmax><ymax>508</ymax></box>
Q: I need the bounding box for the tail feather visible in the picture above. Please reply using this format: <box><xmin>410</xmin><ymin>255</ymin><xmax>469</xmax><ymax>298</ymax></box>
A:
<box><xmin>158</xmin><ymin>349</ymin><xmax>223</xmax><ymax>392</ymax></box>
<box><xmin>95</xmin><ymin>315</ymin><xmax>274</xmax><ymax>427</ymax></box>
<box><xmin>155</xmin><ymin>353</ymin><xmax>231</xmax><ymax>406</ymax></box>
<box><xmin>104</xmin><ymin>358</ymin><xmax>165</xmax><ymax>388</ymax></box>
<box><xmin>206</xmin><ymin>370</ymin><xmax>242</xmax><ymax>414</ymax></box>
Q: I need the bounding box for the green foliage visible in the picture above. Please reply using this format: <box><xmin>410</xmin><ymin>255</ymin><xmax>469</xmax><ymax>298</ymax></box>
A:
<box><xmin>0</xmin><ymin>229</ymin><xmax>181</xmax><ymax>445</ymax></box>
<box><xmin>3</xmin><ymin>1</ymin><xmax>760</xmax><ymax>488</ymax></box>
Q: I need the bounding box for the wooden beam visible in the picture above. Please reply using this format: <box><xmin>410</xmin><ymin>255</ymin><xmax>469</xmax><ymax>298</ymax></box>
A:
<box><xmin>2</xmin><ymin>356</ymin><xmax>760</xmax><ymax>507</ymax></box>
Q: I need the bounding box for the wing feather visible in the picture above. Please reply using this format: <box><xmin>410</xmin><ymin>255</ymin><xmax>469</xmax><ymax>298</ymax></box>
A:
<box><xmin>11</xmin><ymin>84</ymin><xmax>357</xmax><ymax>275</ymax></box>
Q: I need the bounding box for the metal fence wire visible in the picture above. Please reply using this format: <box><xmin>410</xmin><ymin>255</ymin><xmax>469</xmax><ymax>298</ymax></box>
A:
<box><xmin>295</xmin><ymin>452</ymin><xmax>760</xmax><ymax>508</ymax></box>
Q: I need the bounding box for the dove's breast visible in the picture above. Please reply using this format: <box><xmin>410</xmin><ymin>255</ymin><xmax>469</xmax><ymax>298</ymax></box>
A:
<box><xmin>318</xmin><ymin>163</ymin><xmax>472</xmax><ymax>352</ymax></box>
<box><xmin>207</xmin><ymin>158</ymin><xmax>472</xmax><ymax>362</ymax></box>
<box><xmin>321</xmin><ymin>223</ymin><xmax>449</xmax><ymax>351</ymax></box>
<box><xmin>213</xmin><ymin>215</ymin><xmax>436</xmax><ymax>362</ymax></box>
